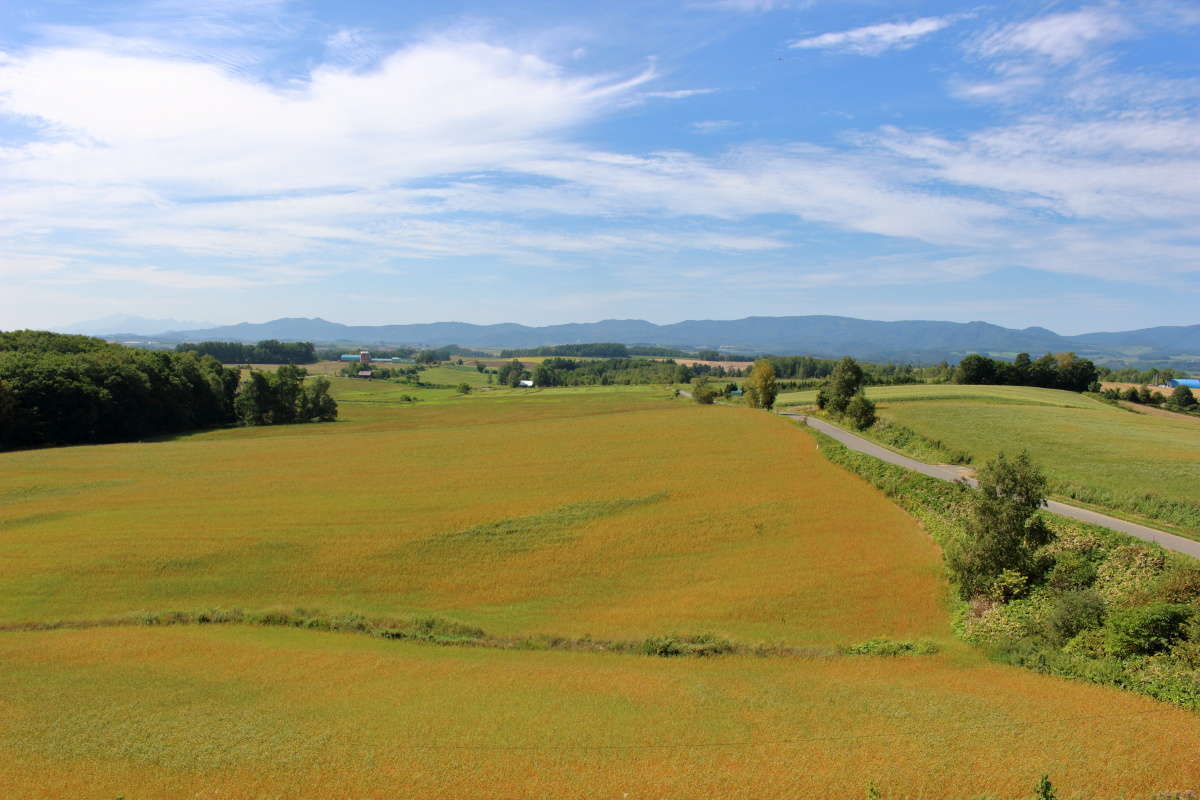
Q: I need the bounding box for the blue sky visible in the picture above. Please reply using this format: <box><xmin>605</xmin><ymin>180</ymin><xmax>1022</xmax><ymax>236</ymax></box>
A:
<box><xmin>1</xmin><ymin>0</ymin><xmax>1198</xmax><ymax>334</ymax></box>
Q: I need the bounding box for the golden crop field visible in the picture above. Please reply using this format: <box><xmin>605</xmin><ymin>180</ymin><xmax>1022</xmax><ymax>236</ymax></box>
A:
<box><xmin>4</xmin><ymin>626</ymin><xmax>1200</xmax><ymax>799</ymax></box>
<box><xmin>3</xmin><ymin>380</ymin><xmax>1200</xmax><ymax>797</ymax></box>
<box><xmin>0</xmin><ymin>384</ymin><xmax>946</xmax><ymax>645</ymax></box>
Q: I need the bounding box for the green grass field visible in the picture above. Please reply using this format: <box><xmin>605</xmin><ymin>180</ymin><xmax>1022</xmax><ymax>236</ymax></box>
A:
<box><xmin>778</xmin><ymin>383</ymin><xmax>1200</xmax><ymax>535</ymax></box>
<box><xmin>3</xmin><ymin>380</ymin><xmax>1200</xmax><ymax>797</ymax></box>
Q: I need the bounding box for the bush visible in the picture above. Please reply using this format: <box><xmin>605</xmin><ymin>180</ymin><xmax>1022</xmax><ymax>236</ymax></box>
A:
<box><xmin>1047</xmin><ymin>551</ymin><xmax>1098</xmax><ymax>591</ymax></box>
<box><xmin>1155</xmin><ymin>566</ymin><xmax>1200</xmax><ymax>603</ymax></box>
<box><xmin>640</xmin><ymin>634</ymin><xmax>734</xmax><ymax>657</ymax></box>
<box><xmin>1170</xmin><ymin>384</ymin><xmax>1198</xmax><ymax>409</ymax></box>
<box><xmin>1044</xmin><ymin>591</ymin><xmax>1106</xmax><ymax>645</ymax></box>
<box><xmin>1105</xmin><ymin>602</ymin><xmax>1193</xmax><ymax>657</ymax></box>
<box><xmin>456</xmin><ymin>383</ymin><xmax>471</xmax><ymax>394</ymax></box>
<box><xmin>844</xmin><ymin>391</ymin><xmax>877</xmax><ymax>430</ymax></box>
<box><xmin>692</xmin><ymin>382</ymin><xmax>717</xmax><ymax>404</ymax></box>
<box><xmin>842</xmin><ymin>638</ymin><xmax>938</xmax><ymax>656</ymax></box>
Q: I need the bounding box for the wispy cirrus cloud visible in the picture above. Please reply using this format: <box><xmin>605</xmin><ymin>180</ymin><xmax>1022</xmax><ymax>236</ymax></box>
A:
<box><xmin>790</xmin><ymin>15</ymin><xmax>962</xmax><ymax>56</ymax></box>
<box><xmin>973</xmin><ymin>7</ymin><xmax>1133</xmax><ymax>65</ymax></box>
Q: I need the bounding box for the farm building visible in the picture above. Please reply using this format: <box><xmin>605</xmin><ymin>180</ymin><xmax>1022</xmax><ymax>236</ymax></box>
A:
<box><xmin>1166</xmin><ymin>378</ymin><xmax>1200</xmax><ymax>389</ymax></box>
<box><xmin>518</xmin><ymin>380</ymin><xmax>534</xmax><ymax>387</ymax></box>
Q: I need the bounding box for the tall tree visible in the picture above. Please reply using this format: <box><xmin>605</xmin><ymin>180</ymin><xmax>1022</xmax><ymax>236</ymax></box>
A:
<box><xmin>824</xmin><ymin>356</ymin><xmax>865</xmax><ymax>414</ymax></box>
<box><xmin>743</xmin><ymin>359</ymin><xmax>778</xmax><ymax>410</ymax></box>
<box><xmin>948</xmin><ymin>452</ymin><xmax>1053</xmax><ymax>599</ymax></box>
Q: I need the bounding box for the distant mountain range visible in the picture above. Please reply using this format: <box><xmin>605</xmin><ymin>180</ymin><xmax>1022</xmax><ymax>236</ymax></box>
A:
<box><xmin>57</xmin><ymin>315</ymin><xmax>1200</xmax><ymax>367</ymax></box>
<box><xmin>64</xmin><ymin>314</ymin><xmax>215</xmax><ymax>337</ymax></box>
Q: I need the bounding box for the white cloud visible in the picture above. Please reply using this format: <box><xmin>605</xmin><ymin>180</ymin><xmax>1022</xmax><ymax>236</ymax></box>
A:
<box><xmin>974</xmin><ymin>8</ymin><xmax>1134</xmax><ymax>64</ymax></box>
<box><xmin>695</xmin><ymin>0</ymin><xmax>796</xmax><ymax>11</ymax></box>
<box><xmin>644</xmin><ymin>88</ymin><xmax>717</xmax><ymax>99</ymax></box>
<box><xmin>790</xmin><ymin>16</ymin><xmax>960</xmax><ymax>56</ymax></box>
<box><xmin>0</xmin><ymin>40</ymin><xmax>653</xmax><ymax>197</ymax></box>
<box><xmin>691</xmin><ymin>120</ymin><xmax>740</xmax><ymax>134</ymax></box>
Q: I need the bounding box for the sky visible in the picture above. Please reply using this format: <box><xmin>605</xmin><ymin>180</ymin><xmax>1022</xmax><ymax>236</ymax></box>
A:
<box><xmin>1</xmin><ymin>0</ymin><xmax>1198</xmax><ymax>334</ymax></box>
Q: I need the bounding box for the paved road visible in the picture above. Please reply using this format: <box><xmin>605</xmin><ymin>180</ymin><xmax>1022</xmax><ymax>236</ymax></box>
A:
<box><xmin>776</xmin><ymin>411</ymin><xmax>1200</xmax><ymax>561</ymax></box>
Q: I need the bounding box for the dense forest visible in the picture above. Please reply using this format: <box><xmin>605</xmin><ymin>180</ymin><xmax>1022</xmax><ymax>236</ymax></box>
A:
<box><xmin>0</xmin><ymin>331</ymin><xmax>336</xmax><ymax>451</ymax></box>
<box><xmin>175</xmin><ymin>339</ymin><xmax>317</xmax><ymax>364</ymax></box>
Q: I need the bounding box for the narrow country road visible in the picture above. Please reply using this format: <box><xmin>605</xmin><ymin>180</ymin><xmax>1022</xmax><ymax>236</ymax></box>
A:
<box><xmin>774</xmin><ymin>411</ymin><xmax>1200</xmax><ymax>561</ymax></box>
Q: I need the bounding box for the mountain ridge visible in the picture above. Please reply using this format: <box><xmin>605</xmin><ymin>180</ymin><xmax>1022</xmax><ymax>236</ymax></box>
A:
<box><xmin>54</xmin><ymin>315</ymin><xmax>1200</xmax><ymax>366</ymax></box>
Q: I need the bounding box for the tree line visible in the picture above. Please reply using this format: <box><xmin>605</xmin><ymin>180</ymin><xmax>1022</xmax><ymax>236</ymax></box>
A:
<box><xmin>953</xmin><ymin>352</ymin><xmax>1099</xmax><ymax>392</ymax></box>
<box><xmin>0</xmin><ymin>331</ymin><xmax>336</xmax><ymax>451</ymax></box>
<box><xmin>497</xmin><ymin>357</ymin><xmax>694</xmax><ymax>387</ymax></box>
<box><xmin>175</xmin><ymin>339</ymin><xmax>316</xmax><ymax>364</ymax></box>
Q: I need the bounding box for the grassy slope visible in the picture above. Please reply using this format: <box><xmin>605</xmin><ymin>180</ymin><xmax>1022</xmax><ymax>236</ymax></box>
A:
<box><xmin>778</xmin><ymin>384</ymin><xmax>1200</xmax><ymax>534</ymax></box>
<box><xmin>4</xmin><ymin>382</ymin><xmax>1200</xmax><ymax>797</ymax></box>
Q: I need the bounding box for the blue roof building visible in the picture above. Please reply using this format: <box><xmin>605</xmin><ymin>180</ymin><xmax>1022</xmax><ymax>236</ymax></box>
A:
<box><xmin>1166</xmin><ymin>378</ymin><xmax>1200</xmax><ymax>389</ymax></box>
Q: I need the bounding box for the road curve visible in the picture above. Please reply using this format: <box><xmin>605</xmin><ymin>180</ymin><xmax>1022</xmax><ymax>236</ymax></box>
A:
<box><xmin>776</xmin><ymin>411</ymin><xmax>1200</xmax><ymax>561</ymax></box>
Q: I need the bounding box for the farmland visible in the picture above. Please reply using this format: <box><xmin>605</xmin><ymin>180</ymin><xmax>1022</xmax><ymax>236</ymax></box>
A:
<box><xmin>777</xmin><ymin>383</ymin><xmax>1200</xmax><ymax>536</ymax></box>
<box><xmin>3</xmin><ymin>379</ymin><xmax>1200</xmax><ymax>797</ymax></box>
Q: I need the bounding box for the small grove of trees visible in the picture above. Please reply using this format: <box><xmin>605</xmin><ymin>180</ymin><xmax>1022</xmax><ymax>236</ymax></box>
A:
<box><xmin>497</xmin><ymin>359</ymin><xmax>529</xmax><ymax>387</ymax></box>
<box><xmin>176</xmin><ymin>339</ymin><xmax>316</xmax><ymax>364</ymax></box>
<box><xmin>742</xmin><ymin>359</ymin><xmax>778</xmax><ymax>410</ymax></box>
<box><xmin>947</xmin><ymin>452</ymin><xmax>1053</xmax><ymax>600</ymax></box>
<box><xmin>1099</xmin><ymin>383</ymin><xmax>1199</xmax><ymax>413</ymax></box>
<box><xmin>816</xmin><ymin>357</ymin><xmax>877</xmax><ymax>430</ymax></box>
<box><xmin>233</xmin><ymin>365</ymin><xmax>337</xmax><ymax>425</ymax></box>
<box><xmin>953</xmin><ymin>352</ymin><xmax>1098</xmax><ymax>392</ymax></box>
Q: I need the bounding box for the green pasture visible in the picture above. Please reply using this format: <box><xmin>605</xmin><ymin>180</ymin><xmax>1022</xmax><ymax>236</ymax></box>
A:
<box><xmin>781</xmin><ymin>383</ymin><xmax>1200</xmax><ymax>535</ymax></box>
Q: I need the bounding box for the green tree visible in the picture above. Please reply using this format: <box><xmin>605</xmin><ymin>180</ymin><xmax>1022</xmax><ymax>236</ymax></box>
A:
<box><xmin>954</xmin><ymin>354</ymin><xmax>997</xmax><ymax>385</ymax></box>
<box><xmin>497</xmin><ymin>359</ymin><xmax>525</xmax><ymax>387</ymax></box>
<box><xmin>234</xmin><ymin>371</ymin><xmax>274</xmax><ymax>426</ymax></box>
<box><xmin>844</xmin><ymin>391</ymin><xmax>877</xmax><ymax>430</ymax></box>
<box><xmin>270</xmin><ymin>364</ymin><xmax>307</xmax><ymax>424</ymax></box>
<box><xmin>533</xmin><ymin>363</ymin><xmax>555</xmax><ymax>387</ymax></box>
<box><xmin>300</xmin><ymin>377</ymin><xmax>338</xmax><ymax>421</ymax></box>
<box><xmin>947</xmin><ymin>451</ymin><xmax>1052</xmax><ymax>599</ymax></box>
<box><xmin>692</xmin><ymin>381</ymin><xmax>717</xmax><ymax>404</ymax></box>
<box><xmin>825</xmin><ymin>356</ymin><xmax>865</xmax><ymax>415</ymax></box>
<box><xmin>1170</xmin><ymin>384</ymin><xmax>1198</xmax><ymax>409</ymax></box>
<box><xmin>743</xmin><ymin>359</ymin><xmax>778</xmax><ymax>410</ymax></box>
<box><xmin>1106</xmin><ymin>602</ymin><xmax>1193</xmax><ymax>656</ymax></box>
<box><xmin>456</xmin><ymin>382</ymin><xmax>472</xmax><ymax>395</ymax></box>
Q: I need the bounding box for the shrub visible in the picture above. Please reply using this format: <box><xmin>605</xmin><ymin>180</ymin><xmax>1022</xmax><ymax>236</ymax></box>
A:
<box><xmin>640</xmin><ymin>634</ymin><xmax>734</xmax><ymax>657</ymax></box>
<box><xmin>1155</xmin><ymin>566</ymin><xmax>1200</xmax><ymax>603</ymax></box>
<box><xmin>842</xmin><ymin>638</ymin><xmax>938</xmax><ymax>656</ymax></box>
<box><xmin>1170</xmin><ymin>384</ymin><xmax>1198</xmax><ymax>409</ymax></box>
<box><xmin>1044</xmin><ymin>591</ymin><xmax>1106</xmax><ymax>645</ymax></box>
<box><xmin>989</xmin><ymin>569</ymin><xmax>1029</xmax><ymax>602</ymax></box>
<box><xmin>844</xmin><ymin>391</ymin><xmax>877</xmax><ymax>430</ymax></box>
<box><xmin>456</xmin><ymin>383</ymin><xmax>471</xmax><ymax>394</ymax></box>
<box><xmin>692</xmin><ymin>382</ymin><xmax>717</xmax><ymax>404</ymax></box>
<box><xmin>1105</xmin><ymin>602</ymin><xmax>1193</xmax><ymax>657</ymax></box>
<box><xmin>1047</xmin><ymin>551</ymin><xmax>1098</xmax><ymax>591</ymax></box>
